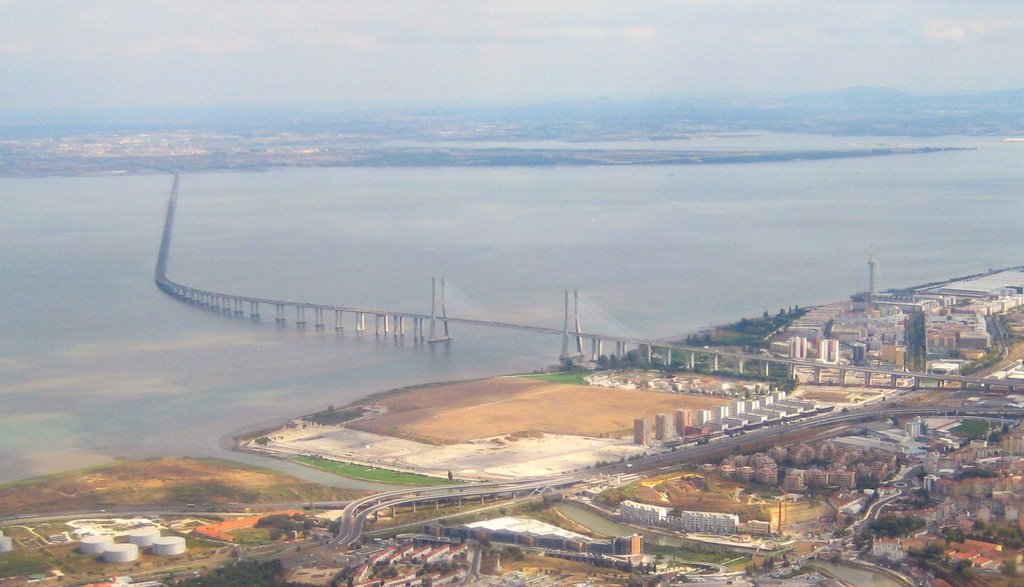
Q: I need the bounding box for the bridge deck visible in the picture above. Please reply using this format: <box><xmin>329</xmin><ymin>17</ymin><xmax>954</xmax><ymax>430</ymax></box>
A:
<box><xmin>155</xmin><ymin>172</ymin><xmax>1006</xmax><ymax>388</ymax></box>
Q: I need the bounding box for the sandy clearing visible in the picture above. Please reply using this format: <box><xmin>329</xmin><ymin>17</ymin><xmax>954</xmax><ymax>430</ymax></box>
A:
<box><xmin>348</xmin><ymin>376</ymin><xmax>730</xmax><ymax>444</ymax></box>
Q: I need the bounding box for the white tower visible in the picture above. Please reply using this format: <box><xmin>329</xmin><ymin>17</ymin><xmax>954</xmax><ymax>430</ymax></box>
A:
<box><xmin>868</xmin><ymin>254</ymin><xmax>878</xmax><ymax>303</ymax></box>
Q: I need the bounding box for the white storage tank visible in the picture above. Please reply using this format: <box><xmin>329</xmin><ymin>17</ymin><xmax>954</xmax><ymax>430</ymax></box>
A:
<box><xmin>150</xmin><ymin>535</ymin><xmax>187</xmax><ymax>556</ymax></box>
<box><xmin>126</xmin><ymin>527</ymin><xmax>161</xmax><ymax>547</ymax></box>
<box><xmin>79</xmin><ymin>535</ymin><xmax>113</xmax><ymax>554</ymax></box>
<box><xmin>103</xmin><ymin>543</ymin><xmax>139</xmax><ymax>563</ymax></box>
<box><xmin>0</xmin><ymin>535</ymin><xmax>13</xmax><ymax>553</ymax></box>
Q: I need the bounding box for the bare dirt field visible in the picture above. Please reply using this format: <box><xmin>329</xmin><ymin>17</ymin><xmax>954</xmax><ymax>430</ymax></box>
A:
<box><xmin>268</xmin><ymin>426</ymin><xmax>647</xmax><ymax>479</ymax></box>
<box><xmin>599</xmin><ymin>472</ymin><xmax>770</xmax><ymax>522</ymax></box>
<box><xmin>0</xmin><ymin>457</ymin><xmax>366</xmax><ymax>513</ymax></box>
<box><xmin>348</xmin><ymin>376</ymin><xmax>730</xmax><ymax>444</ymax></box>
<box><xmin>791</xmin><ymin>385</ymin><xmax>888</xmax><ymax>405</ymax></box>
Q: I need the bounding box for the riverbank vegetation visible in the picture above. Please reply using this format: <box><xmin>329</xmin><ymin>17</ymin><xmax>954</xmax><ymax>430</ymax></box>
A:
<box><xmin>684</xmin><ymin>307</ymin><xmax>808</xmax><ymax>349</ymax></box>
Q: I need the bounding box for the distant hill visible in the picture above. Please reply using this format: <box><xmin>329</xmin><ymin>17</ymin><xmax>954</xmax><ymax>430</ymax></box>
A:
<box><xmin>2</xmin><ymin>87</ymin><xmax>1023</xmax><ymax>138</ymax></box>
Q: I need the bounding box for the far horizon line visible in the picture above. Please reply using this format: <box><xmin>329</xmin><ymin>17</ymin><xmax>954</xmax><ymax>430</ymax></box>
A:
<box><xmin>3</xmin><ymin>85</ymin><xmax>1024</xmax><ymax>123</ymax></box>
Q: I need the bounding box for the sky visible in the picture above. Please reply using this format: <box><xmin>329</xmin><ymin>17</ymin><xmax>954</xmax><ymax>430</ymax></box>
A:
<box><xmin>2</xmin><ymin>1</ymin><xmax>1023</xmax><ymax>112</ymax></box>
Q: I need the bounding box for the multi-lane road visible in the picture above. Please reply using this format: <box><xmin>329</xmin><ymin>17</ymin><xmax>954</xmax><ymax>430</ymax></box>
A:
<box><xmin>327</xmin><ymin>401</ymin><xmax>1024</xmax><ymax>545</ymax></box>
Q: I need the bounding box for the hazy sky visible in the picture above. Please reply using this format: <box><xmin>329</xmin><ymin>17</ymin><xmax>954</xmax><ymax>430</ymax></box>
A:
<box><xmin>2</xmin><ymin>1</ymin><xmax>1023</xmax><ymax>111</ymax></box>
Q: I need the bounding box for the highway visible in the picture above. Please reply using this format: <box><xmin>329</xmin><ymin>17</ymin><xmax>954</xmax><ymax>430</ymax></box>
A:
<box><xmin>326</xmin><ymin>403</ymin><xmax>1024</xmax><ymax>546</ymax></box>
<box><xmin>4</xmin><ymin>402</ymin><xmax>1020</xmax><ymax>557</ymax></box>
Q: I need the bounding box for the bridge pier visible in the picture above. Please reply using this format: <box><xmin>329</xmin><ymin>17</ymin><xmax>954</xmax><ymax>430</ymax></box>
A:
<box><xmin>275</xmin><ymin>304</ymin><xmax>286</xmax><ymax>325</ymax></box>
<box><xmin>356</xmin><ymin>312</ymin><xmax>366</xmax><ymax>333</ymax></box>
<box><xmin>590</xmin><ymin>338</ymin><xmax>602</xmax><ymax>362</ymax></box>
<box><xmin>863</xmin><ymin>371</ymin><xmax>871</xmax><ymax>386</ymax></box>
<box><xmin>814</xmin><ymin>367</ymin><xmax>822</xmax><ymax>384</ymax></box>
<box><xmin>646</xmin><ymin>344</ymin><xmax>652</xmax><ymax>364</ymax></box>
<box><xmin>314</xmin><ymin>307</ymin><xmax>324</xmax><ymax>330</ymax></box>
<box><xmin>428</xmin><ymin>277</ymin><xmax>453</xmax><ymax>343</ymax></box>
<box><xmin>738</xmin><ymin>359</ymin><xmax>744</xmax><ymax>374</ymax></box>
<box><xmin>250</xmin><ymin>301</ymin><xmax>260</xmax><ymax>320</ymax></box>
<box><xmin>712</xmin><ymin>354</ymin><xmax>719</xmax><ymax>372</ymax></box>
<box><xmin>839</xmin><ymin>369</ymin><xmax>847</xmax><ymax>385</ymax></box>
<box><xmin>763</xmin><ymin>361</ymin><xmax>770</xmax><ymax>377</ymax></box>
<box><xmin>335</xmin><ymin>310</ymin><xmax>344</xmax><ymax>331</ymax></box>
<box><xmin>891</xmin><ymin>374</ymin><xmax>898</xmax><ymax>387</ymax></box>
<box><xmin>296</xmin><ymin>305</ymin><xmax>306</xmax><ymax>327</ymax></box>
<box><xmin>664</xmin><ymin>347</ymin><xmax>671</xmax><ymax>366</ymax></box>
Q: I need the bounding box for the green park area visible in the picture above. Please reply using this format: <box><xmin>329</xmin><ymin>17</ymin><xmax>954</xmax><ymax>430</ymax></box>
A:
<box><xmin>950</xmin><ymin>418</ymin><xmax>994</xmax><ymax>439</ymax></box>
<box><xmin>521</xmin><ymin>372</ymin><xmax>590</xmax><ymax>385</ymax></box>
<box><xmin>291</xmin><ymin>456</ymin><xmax>455</xmax><ymax>486</ymax></box>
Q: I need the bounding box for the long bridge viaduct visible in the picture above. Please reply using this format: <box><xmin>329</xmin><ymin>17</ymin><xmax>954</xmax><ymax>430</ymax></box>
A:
<box><xmin>154</xmin><ymin>173</ymin><xmax>1019</xmax><ymax>394</ymax></box>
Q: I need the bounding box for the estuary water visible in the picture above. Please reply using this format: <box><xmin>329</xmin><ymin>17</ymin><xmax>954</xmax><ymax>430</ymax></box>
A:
<box><xmin>1</xmin><ymin>133</ymin><xmax>1022</xmax><ymax>484</ymax></box>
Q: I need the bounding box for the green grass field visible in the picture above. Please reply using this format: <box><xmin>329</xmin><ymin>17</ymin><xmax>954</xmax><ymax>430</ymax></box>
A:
<box><xmin>291</xmin><ymin>456</ymin><xmax>454</xmax><ymax>486</ymax></box>
<box><xmin>0</xmin><ymin>551</ymin><xmax>53</xmax><ymax>577</ymax></box>
<box><xmin>950</xmin><ymin>418</ymin><xmax>993</xmax><ymax>438</ymax></box>
<box><xmin>520</xmin><ymin>372</ymin><xmax>589</xmax><ymax>385</ymax></box>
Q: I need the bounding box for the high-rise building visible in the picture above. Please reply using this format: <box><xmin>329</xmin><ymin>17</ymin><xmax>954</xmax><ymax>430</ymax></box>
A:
<box><xmin>1003</xmin><ymin>432</ymin><xmax>1024</xmax><ymax>456</ymax></box>
<box><xmin>788</xmin><ymin>336</ymin><xmax>808</xmax><ymax>359</ymax></box>
<box><xmin>655</xmin><ymin>413</ymin><xmax>670</xmax><ymax>440</ymax></box>
<box><xmin>868</xmin><ymin>254</ymin><xmax>878</xmax><ymax>303</ymax></box>
<box><xmin>851</xmin><ymin>342</ymin><xmax>867</xmax><ymax>366</ymax></box>
<box><xmin>696</xmin><ymin>409</ymin><xmax>713</xmax><ymax>426</ymax></box>
<box><xmin>782</xmin><ymin>469</ymin><xmax>806</xmax><ymax>493</ymax></box>
<box><xmin>674</xmin><ymin>409</ymin><xmax>693</xmax><ymax>435</ymax></box>
<box><xmin>633</xmin><ymin>418</ymin><xmax>648</xmax><ymax>445</ymax></box>
<box><xmin>906</xmin><ymin>416</ymin><xmax>925</xmax><ymax>439</ymax></box>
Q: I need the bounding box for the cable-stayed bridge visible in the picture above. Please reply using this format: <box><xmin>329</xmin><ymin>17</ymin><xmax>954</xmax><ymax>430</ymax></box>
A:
<box><xmin>154</xmin><ymin>173</ymin><xmax>1019</xmax><ymax>393</ymax></box>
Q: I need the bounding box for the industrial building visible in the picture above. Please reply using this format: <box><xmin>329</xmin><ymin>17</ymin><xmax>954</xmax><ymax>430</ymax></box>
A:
<box><xmin>103</xmin><ymin>543</ymin><xmax>139</xmax><ymax>563</ymax></box>
<box><xmin>423</xmin><ymin>516</ymin><xmax>641</xmax><ymax>557</ymax></box>
<box><xmin>80</xmin><ymin>535</ymin><xmax>114</xmax><ymax>554</ymax></box>
<box><xmin>151</xmin><ymin>536</ymin><xmax>187</xmax><ymax>556</ymax></box>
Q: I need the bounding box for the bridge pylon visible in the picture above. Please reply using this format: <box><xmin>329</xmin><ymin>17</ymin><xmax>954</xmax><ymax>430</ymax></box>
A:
<box><xmin>560</xmin><ymin>289</ymin><xmax>584</xmax><ymax>362</ymax></box>
<box><xmin>428</xmin><ymin>277</ymin><xmax>452</xmax><ymax>343</ymax></box>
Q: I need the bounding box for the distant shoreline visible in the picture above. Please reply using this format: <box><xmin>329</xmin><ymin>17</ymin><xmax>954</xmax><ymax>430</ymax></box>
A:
<box><xmin>0</xmin><ymin>145</ymin><xmax>967</xmax><ymax>178</ymax></box>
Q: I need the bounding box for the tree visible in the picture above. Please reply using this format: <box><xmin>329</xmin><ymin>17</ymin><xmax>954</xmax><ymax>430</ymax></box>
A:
<box><xmin>447</xmin><ymin>470</ymin><xmax>453</xmax><ymax>481</ymax></box>
<box><xmin>1003</xmin><ymin>559</ymin><xmax>1019</xmax><ymax>577</ymax></box>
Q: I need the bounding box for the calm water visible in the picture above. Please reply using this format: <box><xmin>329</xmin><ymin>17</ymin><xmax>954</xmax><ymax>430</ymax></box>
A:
<box><xmin>1</xmin><ymin>133</ymin><xmax>1022</xmax><ymax>484</ymax></box>
<box><xmin>808</xmin><ymin>560</ymin><xmax>907</xmax><ymax>587</ymax></box>
<box><xmin>553</xmin><ymin>502</ymin><xmax>688</xmax><ymax>547</ymax></box>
